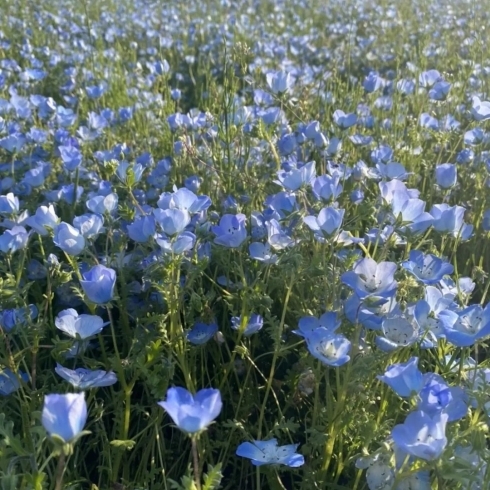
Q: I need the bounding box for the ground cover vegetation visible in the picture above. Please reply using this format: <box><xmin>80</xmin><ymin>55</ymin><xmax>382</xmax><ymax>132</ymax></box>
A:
<box><xmin>0</xmin><ymin>0</ymin><xmax>489</xmax><ymax>488</ymax></box>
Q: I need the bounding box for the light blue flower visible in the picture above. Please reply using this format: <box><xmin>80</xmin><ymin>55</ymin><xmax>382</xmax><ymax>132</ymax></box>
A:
<box><xmin>158</xmin><ymin>387</ymin><xmax>222</xmax><ymax>434</ymax></box>
<box><xmin>402</xmin><ymin>250</ymin><xmax>453</xmax><ymax>285</ymax></box>
<box><xmin>231</xmin><ymin>314</ymin><xmax>263</xmax><ymax>336</ymax></box>
<box><xmin>55</xmin><ymin>364</ymin><xmax>117</xmax><ymax>390</ymax></box>
<box><xmin>55</xmin><ymin>309</ymin><xmax>107</xmax><ymax>339</ymax></box>
<box><xmin>236</xmin><ymin>438</ymin><xmax>304</xmax><ymax>467</ymax></box>
<box><xmin>377</xmin><ymin>357</ymin><xmax>424</xmax><ymax>398</ymax></box>
<box><xmin>0</xmin><ymin>369</ymin><xmax>29</xmax><ymax>396</ymax></box>
<box><xmin>392</xmin><ymin>410</ymin><xmax>448</xmax><ymax>461</ymax></box>
<box><xmin>42</xmin><ymin>393</ymin><xmax>87</xmax><ymax>443</ymax></box>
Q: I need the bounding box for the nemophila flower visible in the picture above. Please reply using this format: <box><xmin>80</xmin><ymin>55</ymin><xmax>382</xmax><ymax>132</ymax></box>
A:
<box><xmin>303</xmin><ymin>328</ymin><xmax>351</xmax><ymax>367</ymax></box>
<box><xmin>187</xmin><ymin>321</ymin><xmax>218</xmax><ymax>345</ymax></box>
<box><xmin>341</xmin><ymin>258</ymin><xmax>397</xmax><ymax>301</ymax></box>
<box><xmin>73</xmin><ymin>214</ymin><xmax>104</xmax><ymax>239</ymax></box>
<box><xmin>158</xmin><ymin>387</ymin><xmax>222</xmax><ymax>434</ymax></box>
<box><xmin>293</xmin><ymin>311</ymin><xmax>341</xmax><ymax>337</ymax></box>
<box><xmin>471</xmin><ymin>96</ymin><xmax>490</xmax><ymax>121</ymax></box>
<box><xmin>303</xmin><ymin>207</ymin><xmax>344</xmax><ymax>238</ymax></box>
<box><xmin>266</xmin><ymin>70</ymin><xmax>294</xmax><ymax>94</ymax></box>
<box><xmin>265</xmin><ymin>219</ymin><xmax>294</xmax><ymax>250</ymax></box>
<box><xmin>80</xmin><ymin>265</ymin><xmax>116</xmax><ymax>304</ymax></box>
<box><xmin>440</xmin><ymin>303</ymin><xmax>490</xmax><ymax>347</ymax></box>
<box><xmin>42</xmin><ymin>393</ymin><xmax>87</xmax><ymax>444</ymax></box>
<box><xmin>312</xmin><ymin>174</ymin><xmax>343</xmax><ymax>201</ymax></box>
<box><xmin>236</xmin><ymin>439</ymin><xmax>304</xmax><ymax>467</ymax></box>
<box><xmin>345</xmin><ymin>294</ymin><xmax>400</xmax><ymax>331</ymax></box>
<box><xmin>212</xmin><ymin>214</ymin><xmax>247</xmax><ymax>248</ymax></box>
<box><xmin>417</xmin><ymin>373</ymin><xmax>468</xmax><ymax>422</ymax></box>
<box><xmin>0</xmin><ymin>305</ymin><xmax>38</xmax><ymax>332</ymax></box>
<box><xmin>430</xmin><ymin>204</ymin><xmax>473</xmax><ymax>239</ymax></box>
<box><xmin>456</xmin><ymin>148</ymin><xmax>474</xmax><ymax>165</ymax></box>
<box><xmin>53</xmin><ymin>222</ymin><xmax>85</xmax><ymax>256</ymax></box>
<box><xmin>397</xmin><ymin>471</ymin><xmax>431</xmax><ymax>490</ymax></box>
<box><xmin>390</xmin><ymin>193</ymin><xmax>433</xmax><ymax>235</ymax></box>
<box><xmin>333</xmin><ymin>110</ymin><xmax>357</xmax><ymax>129</ymax></box>
<box><xmin>275</xmin><ymin>161</ymin><xmax>316</xmax><ymax>191</ymax></box>
<box><xmin>0</xmin><ymin>369</ymin><xmax>29</xmax><ymax>396</ymax></box>
<box><xmin>156</xmin><ymin>231</ymin><xmax>196</xmax><ymax>254</ymax></box>
<box><xmin>464</xmin><ymin>127</ymin><xmax>484</xmax><ymax>146</ymax></box>
<box><xmin>25</xmin><ymin>204</ymin><xmax>59</xmax><ymax>235</ymax></box>
<box><xmin>376</xmin><ymin>162</ymin><xmax>411</xmax><ymax>180</ymax></box>
<box><xmin>0</xmin><ymin>226</ymin><xmax>29</xmax><ymax>253</ymax></box>
<box><xmin>429</xmin><ymin>80</ymin><xmax>451</xmax><ymax>100</ymax></box>
<box><xmin>392</xmin><ymin>410</ymin><xmax>448</xmax><ymax>461</ymax></box>
<box><xmin>55</xmin><ymin>309</ymin><xmax>107</xmax><ymax>339</ymax></box>
<box><xmin>86</xmin><ymin>193</ymin><xmax>118</xmax><ymax>215</ymax></box>
<box><xmin>377</xmin><ymin>316</ymin><xmax>419</xmax><ymax>351</ymax></box>
<box><xmin>55</xmin><ymin>364</ymin><xmax>117</xmax><ymax>390</ymax></box>
<box><xmin>419</xmin><ymin>112</ymin><xmax>439</xmax><ymax>130</ymax></box>
<box><xmin>0</xmin><ymin>193</ymin><xmax>19</xmax><ymax>215</ymax></box>
<box><xmin>439</xmin><ymin>276</ymin><xmax>475</xmax><ymax>300</ymax></box>
<box><xmin>419</xmin><ymin>69</ymin><xmax>442</xmax><ymax>88</ymax></box>
<box><xmin>377</xmin><ymin>357</ymin><xmax>424</xmax><ymax>397</ymax></box>
<box><xmin>248</xmin><ymin>242</ymin><xmax>278</xmax><ymax>264</ymax></box>
<box><xmin>231</xmin><ymin>314</ymin><xmax>263</xmax><ymax>336</ymax></box>
<box><xmin>59</xmin><ymin>145</ymin><xmax>82</xmax><ymax>172</ymax></box>
<box><xmin>412</xmin><ymin>287</ymin><xmax>456</xmax><ymax>344</ymax></box>
<box><xmin>402</xmin><ymin>251</ymin><xmax>453</xmax><ymax>285</ymax></box>
<box><xmin>435</xmin><ymin>163</ymin><xmax>457</xmax><ymax>188</ymax></box>
<box><xmin>127</xmin><ymin>215</ymin><xmax>156</xmax><ymax>243</ymax></box>
<box><xmin>153</xmin><ymin>208</ymin><xmax>190</xmax><ymax>235</ymax></box>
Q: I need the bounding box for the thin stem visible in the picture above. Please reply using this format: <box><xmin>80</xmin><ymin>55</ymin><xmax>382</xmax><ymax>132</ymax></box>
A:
<box><xmin>191</xmin><ymin>436</ymin><xmax>201</xmax><ymax>490</ymax></box>
<box><xmin>54</xmin><ymin>452</ymin><xmax>66</xmax><ymax>490</ymax></box>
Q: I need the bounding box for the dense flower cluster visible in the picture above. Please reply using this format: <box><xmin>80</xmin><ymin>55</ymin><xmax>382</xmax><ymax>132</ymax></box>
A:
<box><xmin>0</xmin><ymin>0</ymin><xmax>489</xmax><ymax>488</ymax></box>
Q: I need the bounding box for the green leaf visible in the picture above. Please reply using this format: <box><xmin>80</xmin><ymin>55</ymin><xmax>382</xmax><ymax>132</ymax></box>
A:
<box><xmin>203</xmin><ymin>463</ymin><xmax>222</xmax><ymax>490</ymax></box>
<box><xmin>109</xmin><ymin>439</ymin><xmax>136</xmax><ymax>450</ymax></box>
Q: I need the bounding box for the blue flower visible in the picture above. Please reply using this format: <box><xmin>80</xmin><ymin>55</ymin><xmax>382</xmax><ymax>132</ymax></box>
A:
<box><xmin>231</xmin><ymin>314</ymin><xmax>263</xmax><ymax>336</ymax></box>
<box><xmin>42</xmin><ymin>393</ymin><xmax>88</xmax><ymax>443</ymax></box>
<box><xmin>311</xmin><ymin>174</ymin><xmax>343</xmax><ymax>201</ymax></box>
<box><xmin>293</xmin><ymin>311</ymin><xmax>341</xmax><ymax>337</ymax></box>
<box><xmin>156</xmin><ymin>231</ymin><xmax>196</xmax><ymax>254</ymax></box>
<box><xmin>212</xmin><ymin>214</ymin><xmax>247</xmax><ymax>248</ymax></box>
<box><xmin>435</xmin><ymin>163</ymin><xmax>457</xmax><ymax>188</ymax></box>
<box><xmin>402</xmin><ymin>251</ymin><xmax>454</xmax><ymax>285</ymax></box>
<box><xmin>248</xmin><ymin>242</ymin><xmax>278</xmax><ymax>264</ymax></box>
<box><xmin>377</xmin><ymin>357</ymin><xmax>424</xmax><ymax>397</ymax></box>
<box><xmin>0</xmin><ymin>226</ymin><xmax>29</xmax><ymax>253</ymax></box>
<box><xmin>392</xmin><ymin>410</ymin><xmax>448</xmax><ymax>461</ymax></box>
<box><xmin>266</xmin><ymin>70</ymin><xmax>294</xmax><ymax>94</ymax></box>
<box><xmin>80</xmin><ymin>265</ymin><xmax>116</xmax><ymax>304</ymax></box>
<box><xmin>127</xmin><ymin>215</ymin><xmax>156</xmax><ymax>243</ymax></box>
<box><xmin>187</xmin><ymin>322</ymin><xmax>218</xmax><ymax>345</ymax></box>
<box><xmin>471</xmin><ymin>96</ymin><xmax>490</xmax><ymax>121</ymax></box>
<box><xmin>441</xmin><ymin>304</ymin><xmax>490</xmax><ymax>347</ymax></box>
<box><xmin>158</xmin><ymin>387</ymin><xmax>222</xmax><ymax>434</ymax></box>
<box><xmin>0</xmin><ymin>193</ymin><xmax>19</xmax><ymax>215</ymax></box>
<box><xmin>265</xmin><ymin>219</ymin><xmax>294</xmax><ymax>249</ymax></box>
<box><xmin>275</xmin><ymin>161</ymin><xmax>315</xmax><ymax>191</ymax></box>
<box><xmin>333</xmin><ymin>109</ymin><xmax>357</xmax><ymax>129</ymax></box>
<box><xmin>53</xmin><ymin>222</ymin><xmax>85</xmax><ymax>256</ymax></box>
<box><xmin>59</xmin><ymin>145</ymin><xmax>82</xmax><ymax>172</ymax></box>
<box><xmin>55</xmin><ymin>364</ymin><xmax>117</xmax><ymax>390</ymax></box>
<box><xmin>429</xmin><ymin>204</ymin><xmax>473</xmax><ymax>239</ymax></box>
<box><xmin>417</xmin><ymin>373</ymin><xmax>468</xmax><ymax>422</ymax></box>
<box><xmin>0</xmin><ymin>305</ymin><xmax>38</xmax><ymax>332</ymax></box>
<box><xmin>55</xmin><ymin>309</ymin><xmax>107</xmax><ymax>339</ymax></box>
<box><xmin>303</xmin><ymin>328</ymin><xmax>351</xmax><ymax>367</ymax></box>
<box><xmin>0</xmin><ymin>369</ymin><xmax>29</xmax><ymax>396</ymax></box>
<box><xmin>25</xmin><ymin>204</ymin><xmax>59</xmax><ymax>236</ymax></box>
<box><xmin>303</xmin><ymin>207</ymin><xmax>344</xmax><ymax>237</ymax></box>
<box><xmin>73</xmin><ymin>214</ymin><xmax>105</xmax><ymax>239</ymax></box>
<box><xmin>341</xmin><ymin>258</ymin><xmax>397</xmax><ymax>301</ymax></box>
<box><xmin>236</xmin><ymin>438</ymin><xmax>304</xmax><ymax>467</ymax></box>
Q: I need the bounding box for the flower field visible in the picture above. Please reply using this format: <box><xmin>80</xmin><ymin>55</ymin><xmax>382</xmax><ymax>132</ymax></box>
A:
<box><xmin>0</xmin><ymin>0</ymin><xmax>489</xmax><ymax>488</ymax></box>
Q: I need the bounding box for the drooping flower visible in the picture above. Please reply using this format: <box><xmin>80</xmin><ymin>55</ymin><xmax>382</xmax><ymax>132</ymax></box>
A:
<box><xmin>236</xmin><ymin>438</ymin><xmax>304</xmax><ymax>467</ymax></box>
<box><xmin>55</xmin><ymin>364</ymin><xmax>117</xmax><ymax>390</ymax></box>
<box><xmin>377</xmin><ymin>357</ymin><xmax>424</xmax><ymax>397</ymax></box>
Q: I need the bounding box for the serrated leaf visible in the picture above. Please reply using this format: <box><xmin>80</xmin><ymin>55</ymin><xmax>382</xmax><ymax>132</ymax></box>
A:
<box><xmin>109</xmin><ymin>439</ymin><xmax>136</xmax><ymax>450</ymax></box>
<box><xmin>203</xmin><ymin>463</ymin><xmax>222</xmax><ymax>490</ymax></box>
